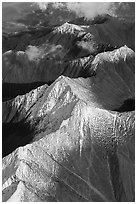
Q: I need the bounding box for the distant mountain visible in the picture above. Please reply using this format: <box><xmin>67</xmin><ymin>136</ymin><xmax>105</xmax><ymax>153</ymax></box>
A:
<box><xmin>2</xmin><ymin>2</ymin><xmax>77</xmax><ymax>33</ymax></box>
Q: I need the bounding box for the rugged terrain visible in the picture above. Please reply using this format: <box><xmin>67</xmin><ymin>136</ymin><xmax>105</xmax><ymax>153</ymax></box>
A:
<box><xmin>2</xmin><ymin>7</ymin><xmax>135</xmax><ymax>202</ymax></box>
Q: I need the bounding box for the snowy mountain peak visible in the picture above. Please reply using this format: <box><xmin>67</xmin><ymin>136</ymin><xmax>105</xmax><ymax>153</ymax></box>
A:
<box><xmin>54</xmin><ymin>22</ymin><xmax>85</xmax><ymax>35</ymax></box>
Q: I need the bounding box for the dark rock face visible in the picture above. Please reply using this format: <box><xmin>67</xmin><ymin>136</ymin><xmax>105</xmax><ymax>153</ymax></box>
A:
<box><xmin>2</xmin><ymin>7</ymin><xmax>135</xmax><ymax>202</ymax></box>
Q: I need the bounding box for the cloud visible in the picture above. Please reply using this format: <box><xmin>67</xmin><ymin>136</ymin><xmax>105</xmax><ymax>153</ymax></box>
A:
<box><xmin>25</xmin><ymin>45</ymin><xmax>42</xmax><ymax>61</ymax></box>
<box><xmin>35</xmin><ymin>2</ymin><xmax>135</xmax><ymax>20</ymax></box>
<box><xmin>66</xmin><ymin>2</ymin><xmax>111</xmax><ymax>19</ymax></box>
<box><xmin>25</xmin><ymin>44</ymin><xmax>65</xmax><ymax>61</ymax></box>
<box><xmin>35</xmin><ymin>2</ymin><xmax>111</xmax><ymax>19</ymax></box>
<box><xmin>35</xmin><ymin>2</ymin><xmax>49</xmax><ymax>11</ymax></box>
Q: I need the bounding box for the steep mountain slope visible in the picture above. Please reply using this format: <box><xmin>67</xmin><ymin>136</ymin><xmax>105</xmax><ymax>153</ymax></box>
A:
<box><xmin>2</xmin><ymin>10</ymin><xmax>135</xmax><ymax>202</ymax></box>
<box><xmin>3</xmin><ymin>73</ymin><xmax>135</xmax><ymax>201</ymax></box>
<box><xmin>2</xmin><ymin>45</ymin><xmax>134</xmax><ymax>99</ymax></box>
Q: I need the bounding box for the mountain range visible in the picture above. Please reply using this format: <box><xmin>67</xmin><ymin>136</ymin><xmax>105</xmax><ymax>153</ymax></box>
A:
<box><xmin>2</xmin><ymin>3</ymin><xmax>135</xmax><ymax>202</ymax></box>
